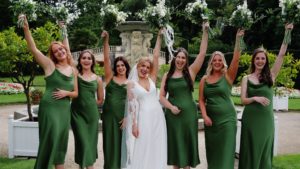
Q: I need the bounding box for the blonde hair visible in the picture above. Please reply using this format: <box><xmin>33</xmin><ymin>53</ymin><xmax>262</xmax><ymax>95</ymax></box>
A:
<box><xmin>205</xmin><ymin>51</ymin><xmax>228</xmax><ymax>75</ymax></box>
<box><xmin>137</xmin><ymin>57</ymin><xmax>153</xmax><ymax>71</ymax></box>
<box><xmin>48</xmin><ymin>41</ymin><xmax>73</xmax><ymax>66</ymax></box>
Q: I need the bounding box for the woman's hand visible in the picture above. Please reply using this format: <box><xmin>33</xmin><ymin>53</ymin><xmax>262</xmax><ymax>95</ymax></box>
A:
<box><xmin>19</xmin><ymin>14</ymin><xmax>28</xmax><ymax>29</ymax></box>
<box><xmin>101</xmin><ymin>30</ymin><xmax>109</xmax><ymax>39</ymax></box>
<box><xmin>203</xmin><ymin>115</ymin><xmax>213</xmax><ymax>126</ymax></box>
<box><xmin>132</xmin><ymin>122</ymin><xmax>139</xmax><ymax>138</ymax></box>
<box><xmin>236</xmin><ymin>29</ymin><xmax>245</xmax><ymax>38</ymax></box>
<box><xmin>253</xmin><ymin>96</ymin><xmax>270</xmax><ymax>106</ymax></box>
<box><xmin>170</xmin><ymin>105</ymin><xmax>181</xmax><ymax>115</ymax></box>
<box><xmin>202</xmin><ymin>21</ymin><xmax>209</xmax><ymax>31</ymax></box>
<box><xmin>52</xmin><ymin>88</ymin><xmax>69</xmax><ymax>100</ymax></box>
<box><xmin>285</xmin><ymin>23</ymin><xmax>294</xmax><ymax>30</ymax></box>
<box><xmin>119</xmin><ymin>117</ymin><xmax>126</xmax><ymax>129</ymax></box>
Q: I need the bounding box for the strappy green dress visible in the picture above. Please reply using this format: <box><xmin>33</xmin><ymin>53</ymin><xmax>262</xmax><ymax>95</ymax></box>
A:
<box><xmin>238</xmin><ymin>80</ymin><xmax>274</xmax><ymax>169</ymax></box>
<box><xmin>165</xmin><ymin>77</ymin><xmax>200</xmax><ymax>168</ymax></box>
<box><xmin>102</xmin><ymin>80</ymin><xmax>127</xmax><ymax>169</ymax></box>
<box><xmin>34</xmin><ymin>69</ymin><xmax>74</xmax><ymax>169</ymax></box>
<box><xmin>71</xmin><ymin>77</ymin><xmax>99</xmax><ymax>168</ymax></box>
<box><xmin>203</xmin><ymin>76</ymin><xmax>236</xmax><ymax>169</ymax></box>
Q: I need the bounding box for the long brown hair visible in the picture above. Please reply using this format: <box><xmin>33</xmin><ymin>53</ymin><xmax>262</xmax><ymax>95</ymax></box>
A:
<box><xmin>250</xmin><ymin>48</ymin><xmax>273</xmax><ymax>87</ymax></box>
<box><xmin>164</xmin><ymin>48</ymin><xmax>193</xmax><ymax>92</ymax></box>
<box><xmin>113</xmin><ymin>56</ymin><xmax>131</xmax><ymax>78</ymax></box>
<box><xmin>77</xmin><ymin>50</ymin><xmax>96</xmax><ymax>75</ymax></box>
<box><xmin>48</xmin><ymin>41</ymin><xmax>73</xmax><ymax>65</ymax></box>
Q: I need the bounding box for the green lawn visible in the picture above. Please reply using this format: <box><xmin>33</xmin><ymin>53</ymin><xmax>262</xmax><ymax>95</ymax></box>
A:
<box><xmin>0</xmin><ymin>157</ymin><xmax>35</xmax><ymax>169</ymax></box>
<box><xmin>0</xmin><ymin>75</ymin><xmax>45</xmax><ymax>86</ymax></box>
<box><xmin>0</xmin><ymin>154</ymin><xmax>299</xmax><ymax>169</ymax></box>
<box><xmin>273</xmin><ymin>154</ymin><xmax>300</xmax><ymax>169</ymax></box>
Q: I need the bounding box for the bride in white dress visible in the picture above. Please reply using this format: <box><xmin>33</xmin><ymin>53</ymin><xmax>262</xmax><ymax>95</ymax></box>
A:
<box><xmin>121</xmin><ymin>29</ymin><xmax>167</xmax><ymax>169</ymax></box>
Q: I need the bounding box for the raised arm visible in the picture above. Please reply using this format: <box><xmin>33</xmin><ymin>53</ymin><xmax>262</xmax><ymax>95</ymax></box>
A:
<box><xmin>189</xmin><ymin>22</ymin><xmax>209</xmax><ymax>81</ymax></box>
<box><xmin>198</xmin><ymin>76</ymin><xmax>212</xmax><ymax>126</ymax></box>
<box><xmin>159</xmin><ymin>74</ymin><xmax>180</xmax><ymax>114</ymax></box>
<box><xmin>101</xmin><ymin>31</ymin><xmax>113</xmax><ymax>84</ymax></box>
<box><xmin>226</xmin><ymin>29</ymin><xmax>244</xmax><ymax>85</ymax></box>
<box><xmin>22</xmin><ymin>15</ymin><xmax>54</xmax><ymax>76</ymax></box>
<box><xmin>271</xmin><ymin>23</ymin><xmax>294</xmax><ymax>81</ymax></box>
<box><xmin>150</xmin><ymin>29</ymin><xmax>163</xmax><ymax>83</ymax></box>
<box><xmin>96</xmin><ymin>76</ymin><xmax>104</xmax><ymax>105</ymax></box>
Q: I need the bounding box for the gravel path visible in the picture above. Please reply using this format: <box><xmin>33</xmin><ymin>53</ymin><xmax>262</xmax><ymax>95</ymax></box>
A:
<box><xmin>1</xmin><ymin>104</ymin><xmax>299</xmax><ymax>169</ymax></box>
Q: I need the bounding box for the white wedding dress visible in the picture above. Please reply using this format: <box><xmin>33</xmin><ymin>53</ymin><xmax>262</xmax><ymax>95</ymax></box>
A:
<box><xmin>122</xmin><ymin>77</ymin><xmax>167</xmax><ymax>169</ymax></box>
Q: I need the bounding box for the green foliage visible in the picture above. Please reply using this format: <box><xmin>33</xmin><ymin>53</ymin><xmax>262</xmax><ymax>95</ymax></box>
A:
<box><xmin>70</xmin><ymin>28</ymin><xmax>98</xmax><ymax>51</ymax></box>
<box><xmin>238</xmin><ymin>52</ymin><xmax>300</xmax><ymax>89</ymax></box>
<box><xmin>0</xmin><ymin>23</ymin><xmax>59</xmax><ymax>119</ymax></box>
<box><xmin>120</xmin><ymin>0</ymin><xmax>147</xmax><ymax>20</ymax></box>
<box><xmin>94</xmin><ymin>64</ymin><xmax>105</xmax><ymax>77</ymax></box>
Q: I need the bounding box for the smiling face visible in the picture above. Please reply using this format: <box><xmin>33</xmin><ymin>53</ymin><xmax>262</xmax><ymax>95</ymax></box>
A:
<box><xmin>115</xmin><ymin>60</ymin><xmax>127</xmax><ymax>76</ymax></box>
<box><xmin>137</xmin><ymin>60</ymin><xmax>151</xmax><ymax>79</ymax></box>
<box><xmin>175</xmin><ymin>52</ymin><xmax>187</xmax><ymax>70</ymax></box>
<box><xmin>253</xmin><ymin>52</ymin><xmax>267</xmax><ymax>71</ymax></box>
<box><xmin>51</xmin><ymin>43</ymin><xmax>67</xmax><ymax>62</ymax></box>
<box><xmin>79</xmin><ymin>52</ymin><xmax>93</xmax><ymax>70</ymax></box>
<box><xmin>211</xmin><ymin>54</ymin><xmax>224</xmax><ymax>72</ymax></box>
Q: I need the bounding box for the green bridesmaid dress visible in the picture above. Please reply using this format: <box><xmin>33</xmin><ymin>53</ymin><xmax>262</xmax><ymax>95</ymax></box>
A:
<box><xmin>203</xmin><ymin>76</ymin><xmax>237</xmax><ymax>169</ymax></box>
<box><xmin>34</xmin><ymin>69</ymin><xmax>74</xmax><ymax>169</ymax></box>
<box><xmin>165</xmin><ymin>77</ymin><xmax>200</xmax><ymax>168</ymax></box>
<box><xmin>102</xmin><ymin>80</ymin><xmax>127</xmax><ymax>169</ymax></box>
<box><xmin>238</xmin><ymin>80</ymin><xmax>274</xmax><ymax>169</ymax></box>
<box><xmin>71</xmin><ymin>77</ymin><xmax>99</xmax><ymax>168</ymax></box>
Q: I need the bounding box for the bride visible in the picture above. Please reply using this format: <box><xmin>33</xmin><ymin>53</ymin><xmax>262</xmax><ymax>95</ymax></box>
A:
<box><xmin>121</xmin><ymin>29</ymin><xmax>167</xmax><ymax>169</ymax></box>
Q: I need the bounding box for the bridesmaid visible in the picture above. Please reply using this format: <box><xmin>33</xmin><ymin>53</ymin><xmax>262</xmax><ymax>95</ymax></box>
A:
<box><xmin>199</xmin><ymin>29</ymin><xmax>244</xmax><ymax>169</ymax></box>
<box><xmin>22</xmin><ymin>16</ymin><xmax>78</xmax><ymax>169</ymax></box>
<box><xmin>71</xmin><ymin>50</ymin><xmax>104</xmax><ymax>169</ymax></box>
<box><xmin>101</xmin><ymin>31</ymin><xmax>131</xmax><ymax>169</ymax></box>
<box><xmin>238</xmin><ymin>23</ymin><xmax>294</xmax><ymax>169</ymax></box>
<box><xmin>159</xmin><ymin>22</ymin><xmax>208</xmax><ymax>169</ymax></box>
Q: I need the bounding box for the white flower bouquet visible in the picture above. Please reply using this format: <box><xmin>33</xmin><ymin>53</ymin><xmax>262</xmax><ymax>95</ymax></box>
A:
<box><xmin>51</xmin><ymin>3</ymin><xmax>69</xmax><ymax>39</ymax></box>
<box><xmin>229</xmin><ymin>1</ymin><xmax>253</xmax><ymax>50</ymax></box>
<box><xmin>137</xmin><ymin>0</ymin><xmax>171</xmax><ymax>28</ymax></box>
<box><xmin>9</xmin><ymin>0</ymin><xmax>37</xmax><ymax>28</ymax></box>
<box><xmin>185</xmin><ymin>0</ymin><xmax>215</xmax><ymax>37</ymax></box>
<box><xmin>279</xmin><ymin>0</ymin><xmax>300</xmax><ymax>44</ymax></box>
<box><xmin>100</xmin><ymin>2</ymin><xmax>128</xmax><ymax>30</ymax></box>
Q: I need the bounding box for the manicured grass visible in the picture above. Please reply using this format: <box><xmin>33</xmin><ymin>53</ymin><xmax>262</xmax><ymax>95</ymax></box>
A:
<box><xmin>289</xmin><ymin>98</ymin><xmax>300</xmax><ymax>111</ymax></box>
<box><xmin>0</xmin><ymin>75</ymin><xmax>45</xmax><ymax>86</ymax></box>
<box><xmin>0</xmin><ymin>94</ymin><xmax>27</xmax><ymax>105</ymax></box>
<box><xmin>0</xmin><ymin>157</ymin><xmax>35</xmax><ymax>169</ymax></box>
<box><xmin>273</xmin><ymin>154</ymin><xmax>300</xmax><ymax>169</ymax></box>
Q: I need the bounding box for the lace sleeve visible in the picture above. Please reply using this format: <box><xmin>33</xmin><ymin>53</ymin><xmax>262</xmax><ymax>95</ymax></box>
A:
<box><xmin>121</xmin><ymin>81</ymin><xmax>139</xmax><ymax>167</ymax></box>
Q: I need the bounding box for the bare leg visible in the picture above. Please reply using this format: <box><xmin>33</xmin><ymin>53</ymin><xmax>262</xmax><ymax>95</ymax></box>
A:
<box><xmin>87</xmin><ymin>166</ymin><xmax>94</xmax><ymax>169</ymax></box>
<box><xmin>173</xmin><ymin>166</ymin><xmax>180</xmax><ymax>169</ymax></box>
<box><xmin>55</xmin><ymin>164</ymin><xmax>64</xmax><ymax>169</ymax></box>
<box><xmin>184</xmin><ymin>166</ymin><xmax>190</xmax><ymax>169</ymax></box>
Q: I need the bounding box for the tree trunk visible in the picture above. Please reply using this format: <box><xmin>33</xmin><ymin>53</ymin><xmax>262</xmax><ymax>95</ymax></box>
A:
<box><xmin>24</xmin><ymin>89</ymin><xmax>33</xmax><ymax>121</ymax></box>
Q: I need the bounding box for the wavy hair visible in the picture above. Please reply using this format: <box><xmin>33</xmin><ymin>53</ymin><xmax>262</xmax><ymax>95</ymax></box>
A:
<box><xmin>164</xmin><ymin>48</ymin><xmax>193</xmax><ymax>92</ymax></box>
<box><xmin>113</xmin><ymin>56</ymin><xmax>131</xmax><ymax>78</ymax></box>
<box><xmin>48</xmin><ymin>41</ymin><xmax>73</xmax><ymax>66</ymax></box>
<box><xmin>205</xmin><ymin>51</ymin><xmax>228</xmax><ymax>76</ymax></box>
<box><xmin>77</xmin><ymin>50</ymin><xmax>96</xmax><ymax>75</ymax></box>
<box><xmin>250</xmin><ymin>48</ymin><xmax>273</xmax><ymax>87</ymax></box>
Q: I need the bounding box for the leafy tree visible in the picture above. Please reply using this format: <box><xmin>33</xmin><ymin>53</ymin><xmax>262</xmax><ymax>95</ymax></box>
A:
<box><xmin>0</xmin><ymin>22</ymin><xmax>59</xmax><ymax>120</ymax></box>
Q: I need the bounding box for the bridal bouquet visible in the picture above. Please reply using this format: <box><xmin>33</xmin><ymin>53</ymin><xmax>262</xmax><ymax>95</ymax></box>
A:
<box><xmin>9</xmin><ymin>0</ymin><xmax>37</xmax><ymax>28</ymax></box>
<box><xmin>100</xmin><ymin>2</ymin><xmax>128</xmax><ymax>30</ymax></box>
<box><xmin>137</xmin><ymin>0</ymin><xmax>171</xmax><ymax>28</ymax></box>
<box><xmin>185</xmin><ymin>0</ymin><xmax>215</xmax><ymax>37</ymax></box>
<box><xmin>229</xmin><ymin>1</ymin><xmax>253</xmax><ymax>50</ymax></box>
<box><xmin>279</xmin><ymin>0</ymin><xmax>300</xmax><ymax>44</ymax></box>
<box><xmin>51</xmin><ymin>3</ymin><xmax>69</xmax><ymax>38</ymax></box>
